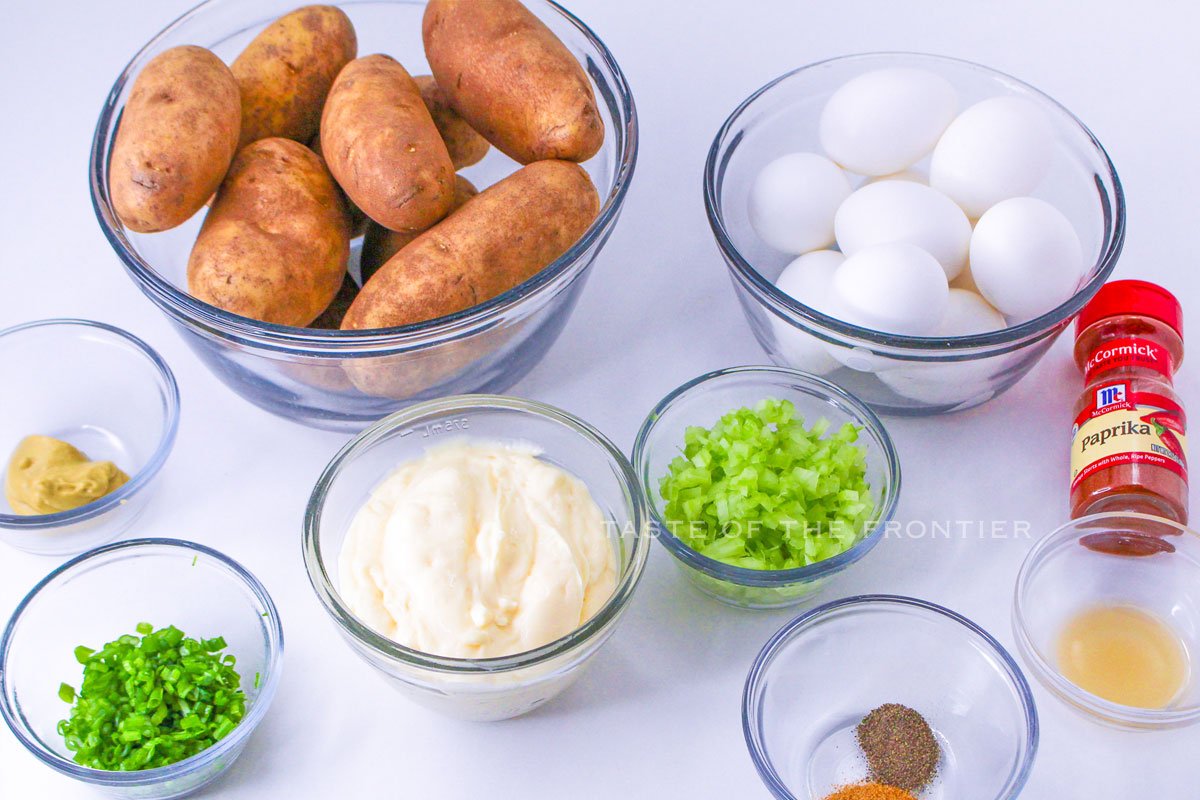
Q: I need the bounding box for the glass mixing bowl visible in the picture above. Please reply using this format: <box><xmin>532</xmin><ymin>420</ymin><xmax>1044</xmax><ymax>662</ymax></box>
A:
<box><xmin>0</xmin><ymin>320</ymin><xmax>179</xmax><ymax>556</ymax></box>
<box><xmin>0</xmin><ymin>539</ymin><xmax>284</xmax><ymax>799</ymax></box>
<box><xmin>632</xmin><ymin>366</ymin><xmax>899</xmax><ymax>608</ymax></box>
<box><xmin>90</xmin><ymin>0</ymin><xmax>637</xmax><ymax>432</ymax></box>
<box><xmin>744</xmin><ymin>595</ymin><xmax>1038</xmax><ymax>800</ymax></box>
<box><xmin>704</xmin><ymin>52</ymin><xmax>1124</xmax><ymax>416</ymax></box>
<box><xmin>303</xmin><ymin>395</ymin><xmax>650</xmax><ymax>721</ymax></box>
<box><xmin>1013</xmin><ymin>512</ymin><xmax>1200</xmax><ymax>730</ymax></box>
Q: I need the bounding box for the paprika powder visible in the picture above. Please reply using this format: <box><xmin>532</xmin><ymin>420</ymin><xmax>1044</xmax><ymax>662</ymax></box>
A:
<box><xmin>820</xmin><ymin>783</ymin><xmax>917</xmax><ymax>800</ymax></box>
<box><xmin>1070</xmin><ymin>280</ymin><xmax>1187</xmax><ymax>522</ymax></box>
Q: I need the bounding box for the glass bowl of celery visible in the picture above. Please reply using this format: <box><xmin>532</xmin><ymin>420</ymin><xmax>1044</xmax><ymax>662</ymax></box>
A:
<box><xmin>632</xmin><ymin>366</ymin><xmax>900</xmax><ymax>608</ymax></box>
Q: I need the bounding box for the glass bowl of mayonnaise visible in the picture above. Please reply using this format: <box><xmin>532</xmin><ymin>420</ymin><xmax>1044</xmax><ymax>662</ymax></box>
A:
<box><xmin>302</xmin><ymin>395</ymin><xmax>651</xmax><ymax>721</ymax></box>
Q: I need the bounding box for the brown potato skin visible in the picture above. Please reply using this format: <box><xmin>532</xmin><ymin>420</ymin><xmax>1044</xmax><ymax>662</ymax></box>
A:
<box><xmin>232</xmin><ymin>5</ymin><xmax>357</xmax><ymax>148</ymax></box>
<box><xmin>309</xmin><ymin>132</ymin><xmax>367</xmax><ymax>236</ymax></box>
<box><xmin>320</xmin><ymin>55</ymin><xmax>455</xmax><ymax>232</ymax></box>
<box><xmin>188</xmin><ymin>138</ymin><xmax>351</xmax><ymax>326</ymax></box>
<box><xmin>360</xmin><ymin>174</ymin><xmax>478</xmax><ymax>282</ymax></box>
<box><xmin>109</xmin><ymin>46</ymin><xmax>241</xmax><ymax>233</ymax></box>
<box><xmin>422</xmin><ymin>0</ymin><xmax>604</xmax><ymax>164</ymax></box>
<box><xmin>343</xmin><ymin>160</ymin><xmax>598</xmax><ymax>330</ymax></box>
<box><xmin>414</xmin><ymin>75</ymin><xmax>490</xmax><ymax>169</ymax></box>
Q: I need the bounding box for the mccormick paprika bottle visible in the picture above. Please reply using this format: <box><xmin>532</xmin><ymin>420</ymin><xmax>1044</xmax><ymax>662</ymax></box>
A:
<box><xmin>1070</xmin><ymin>280</ymin><xmax>1187</xmax><ymax>522</ymax></box>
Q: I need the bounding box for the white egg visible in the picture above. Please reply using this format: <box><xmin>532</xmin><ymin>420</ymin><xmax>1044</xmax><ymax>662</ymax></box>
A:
<box><xmin>877</xmin><ymin>289</ymin><xmax>1008</xmax><ymax>405</ymax></box>
<box><xmin>834</xmin><ymin>181</ymin><xmax>972</xmax><ymax>280</ymax></box>
<box><xmin>934</xmin><ymin>288</ymin><xmax>1007</xmax><ymax>336</ymax></box>
<box><xmin>748</xmin><ymin>153</ymin><xmax>852</xmax><ymax>254</ymax></box>
<box><xmin>930</xmin><ymin>96</ymin><xmax>1054</xmax><ymax>218</ymax></box>
<box><xmin>826</xmin><ymin>242</ymin><xmax>949</xmax><ymax>337</ymax></box>
<box><xmin>819</xmin><ymin>67</ymin><xmax>958</xmax><ymax>176</ymax></box>
<box><xmin>969</xmin><ymin>196</ymin><xmax>1084</xmax><ymax>319</ymax></box>
<box><xmin>870</xmin><ymin>169</ymin><xmax>928</xmax><ymax>185</ymax></box>
<box><xmin>770</xmin><ymin>250</ymin><xmax>844</xmax><ymax>374</ymax></box>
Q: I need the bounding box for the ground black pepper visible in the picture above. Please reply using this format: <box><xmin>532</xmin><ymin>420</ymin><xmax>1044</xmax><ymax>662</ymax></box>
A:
<box><xmin>855</xmin><ymin>703</ymin><xmax>939</xmax><ymax>793</ymax></box>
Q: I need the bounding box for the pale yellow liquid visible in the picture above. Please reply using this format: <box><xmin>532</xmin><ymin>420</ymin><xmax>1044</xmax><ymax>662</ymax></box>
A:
<box><xmin>1056</xmin><ymin>605</ymin><xmax>1190</xmax><ymax>709</ymax></box>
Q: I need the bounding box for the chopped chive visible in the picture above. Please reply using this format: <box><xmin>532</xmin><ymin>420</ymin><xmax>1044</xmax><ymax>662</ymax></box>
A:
<box><xmin>56</xmin><ymin>624</ymin><xmax>245</xmax><ymax>770</ymax></box>
<box><xmin>253</xmin><ymin>672</ymin><xmax>260</xmax><ymax>689</ymax></box>
<box><xmin>191</xmin><ymin>556</ymin><xmax>197</xmax><ymax>566</ymax></box>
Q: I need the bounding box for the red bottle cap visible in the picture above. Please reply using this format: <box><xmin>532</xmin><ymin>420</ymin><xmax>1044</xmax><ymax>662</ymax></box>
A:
<box><xmin>1075</xmin><ymin>279</ymin><xmax>1183</xmax><ymax>339</ymax></box>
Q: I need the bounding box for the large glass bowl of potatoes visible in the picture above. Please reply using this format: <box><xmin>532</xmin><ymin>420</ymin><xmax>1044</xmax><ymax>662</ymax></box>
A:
<box><xmin>90</xmin><ymin>0</ymin><xmax>637</xmax><ymax>431</ymax></box>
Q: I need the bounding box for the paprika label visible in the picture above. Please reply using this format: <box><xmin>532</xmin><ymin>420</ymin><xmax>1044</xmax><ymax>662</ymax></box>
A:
<box><xmin>1071</xmin><ymin>380</ymin><xmax>1187</xmax><ymax>491</ymax></box>
<box><xmin>1083</xmin><ymin>336</ymin><xmax>1174</xmax><ymax>382</ymax></box>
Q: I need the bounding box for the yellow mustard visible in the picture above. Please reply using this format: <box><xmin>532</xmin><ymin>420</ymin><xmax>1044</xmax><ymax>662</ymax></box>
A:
<box><xmin>4</xmin><ymin>435</ymin><xmax>130</xmax><ymax>515</ymax></box>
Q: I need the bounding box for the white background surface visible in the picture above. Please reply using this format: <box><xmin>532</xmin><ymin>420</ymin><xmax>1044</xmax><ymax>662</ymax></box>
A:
<box><xmin>2</xmin><ymin>0</ymin><xmax>1198</xmax><ymax>796</ymax></box>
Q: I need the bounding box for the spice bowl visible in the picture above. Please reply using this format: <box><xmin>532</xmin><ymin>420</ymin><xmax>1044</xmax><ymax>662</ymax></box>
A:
<box><xmin>0</xmin><ymin>539</ymin><xmax>284</xmax><ymax>799</ymax></box>
<box><xmin>0</xmin><ymin>319</ymin><xmax>180</xmax><ymax>556</ymax></box>
<box><xmin>704</xmin><ymin>52</ymin><xmax>1124</xmax><ymax>416</ymax></box>
<box><xmin>303</xmin><ymin>395</ymin><xmax>651</xmax><ymax>721</ymax></box>
<box><xmin>631</xmin><ymin>366</ymin><xmax>900</xmax><ymax>609</ymax></box>
<box><xmin>744</xmin><ymin>595</ymin><xmax>1038</xmax><ymax>800</ymax></box>
<box><xmin>1013</xmin><ymin>512</ymin><xmax>1200</xmax><ymax>730</ymax></box>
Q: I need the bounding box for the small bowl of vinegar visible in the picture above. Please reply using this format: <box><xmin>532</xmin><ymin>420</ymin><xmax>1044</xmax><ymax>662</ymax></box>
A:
<box><xmin>1014</xmin><ymin>511</ymin><xmax>1200</xmax><ymax>730</ymax></box>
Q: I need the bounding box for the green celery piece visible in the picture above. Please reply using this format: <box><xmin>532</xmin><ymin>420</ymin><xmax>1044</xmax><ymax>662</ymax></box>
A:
<box><xmin>659</xmin><ymin>398</ymin><xmax>875</xmax><ymax>571</ymax></box>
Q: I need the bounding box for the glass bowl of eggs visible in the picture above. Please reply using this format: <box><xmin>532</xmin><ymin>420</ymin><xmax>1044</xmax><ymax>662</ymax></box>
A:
<box><xmin>704</xmin><ymin>52</ymin><xmax>1124</xmax><ymax>415</ymax></box>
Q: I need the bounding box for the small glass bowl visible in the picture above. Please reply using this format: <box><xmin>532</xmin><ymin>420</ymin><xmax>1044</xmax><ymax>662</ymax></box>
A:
<box><xmin>0</xmin><ymin>320</ymin><xmax>180</xmax><ymax>556</ymax></box>
<box><xmin>704</xmin><ymin>52</ymin><xmax>1124</xmax><ymax>416</ymax></box>
<box><xmin>91</xmin><ymin>0</ymin><xmax>637</xmax><ymax>432</ymax></box>
<box><xmin>0</xmin><ymin>539</ymin><xmax>284</xmax><ymax>799</ymax></box>
<box><xmin>1013</xmin><ymin>511</ymin><xmax>1200</xmax><ymax>729</ymax></box>
<box><xmin>303</xmin><ymin>395</ymin><xmax>651</xmax><ymax>721</ymax></box>
<box><xmin>744</xmin><ymin>595</ymin><xmax>1038</xmax><ymax>800</ymax></box>
<box><xmin>631</xmin><ymin>366</ymin><xmax>899</xmax><ymax>608</ymax></box>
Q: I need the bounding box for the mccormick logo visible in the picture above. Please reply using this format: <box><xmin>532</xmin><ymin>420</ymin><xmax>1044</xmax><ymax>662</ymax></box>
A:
<box><xmin>1085</xmin><ymin>341</ymin><xmax>1160</xmax><ymax>375</ymax></box>
<box><xmin>1096</xmin><ymin>383</ymin><xmax>1126</xmax><ymax>409</ymax></box>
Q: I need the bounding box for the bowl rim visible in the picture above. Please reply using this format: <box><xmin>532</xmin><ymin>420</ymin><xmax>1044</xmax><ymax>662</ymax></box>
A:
<box><xmin>1012</xmin><ymin>510</ymin><xmax>1200</xmax><ymax>729</ymax></box>
<box><xmin>0</xmin><ymin>319</ymin><xmax>180</xmax><ymax>529</ymax></box>
<box><xmin>703</xmin><ymin>50</ymin><xmax>1126</xmax><ymax>352</ymax></box>
<box><xmin>88</xmin><ymin>0</ymin><xmax>638</xmax><ymax>355</ymax></box>
<box><xmin>743</xmin><ymin>594</ymin><xmax>1040</xmax><ymax>800</ymax></box>
<box><xmin>0</xmin><ymin>537</ymin><xmax>285</xmax><ymax>786</ymax></box>
<box><xmin>631</xmin><ymin>365</ymin><xmax>901</xmax><ymax>587</ymax></box>
<box><xmin>302</xmin><ymin>393</ymin><xmax>652</xmax><ymax>673</ymax></box>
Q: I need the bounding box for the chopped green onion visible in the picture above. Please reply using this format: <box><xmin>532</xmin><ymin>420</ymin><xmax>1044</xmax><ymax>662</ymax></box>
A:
<box><xmin>57</xmin><ymin>624</ymin><xmax>245</xmax><ymax>770</ymax></box>
<box><xmin>659</xmin><ymin>398</ymin><xmax>875</xmax><ymax>570</ymax></box>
